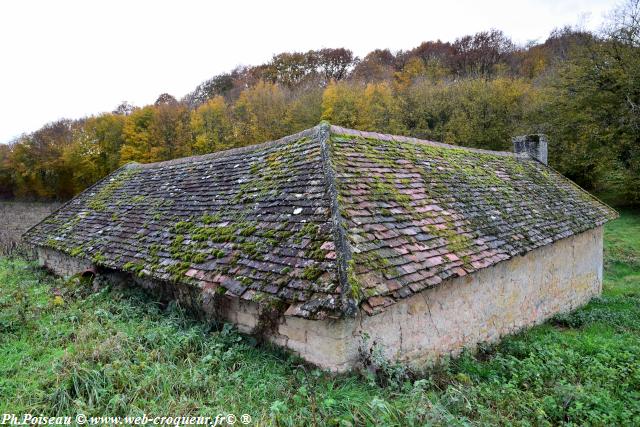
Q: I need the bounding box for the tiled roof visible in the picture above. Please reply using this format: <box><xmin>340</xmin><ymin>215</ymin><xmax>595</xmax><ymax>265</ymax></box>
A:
<box><xmin>24</xmin><ymin>123</ymin><xmax>618</xmax><ymax>319</ymax></box>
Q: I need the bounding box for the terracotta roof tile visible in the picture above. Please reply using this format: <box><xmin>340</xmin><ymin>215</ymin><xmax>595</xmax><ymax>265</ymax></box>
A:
<box><xmin>329</xmin><ymin>127</ymin><xmax>617</xmax><ymax>309</ymax></box>
<box><xmin>24</xmin><ymin>123</ymin><xmax>618</xmax><ymax>319</ymax></box>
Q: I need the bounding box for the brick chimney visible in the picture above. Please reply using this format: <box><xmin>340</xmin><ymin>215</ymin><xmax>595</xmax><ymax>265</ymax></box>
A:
<box><xmin>512</xmin><ymin>134</ymin><xmax>548</xmax><ymax>165</ymax></box>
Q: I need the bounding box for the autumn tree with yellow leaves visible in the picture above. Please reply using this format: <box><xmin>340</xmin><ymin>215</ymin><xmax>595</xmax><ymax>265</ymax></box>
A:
<box><xmin>2</xmin><ymin>2</ymin><xmax>639</xmax><ymax>205</ymax></box>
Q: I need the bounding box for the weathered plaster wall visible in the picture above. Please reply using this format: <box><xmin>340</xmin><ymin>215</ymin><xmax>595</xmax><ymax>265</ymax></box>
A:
<box><xmin>352</xmin><ymin>225</ymin><xmax>603</xmax><ymax>369</ymax></box>
<box><xmin>0</xmin><ymin>201</ymin><xmax>61</xmax><ymax>255</ymax></box>
<box><xmin>34</xmin><ymin>226</ymin><xmax>603</xmax><ymax>372</ymax></box>
<box><xmin>271</xmin><ymin>226</ymin><xmax>603</xmax><ymax>371</ymax></box>
<box><xmin>37</xmin><ymin>246</ymin><xmax>94</xmax><ymax>278</ymax></box>
<box><xmin>34</xmin><ymin>244</ymin><xmax>358</xmax><ymax>369</ymax></box>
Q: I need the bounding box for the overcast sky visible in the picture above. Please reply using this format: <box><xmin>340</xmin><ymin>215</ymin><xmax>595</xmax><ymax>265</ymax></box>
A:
<box><xmin>0</xmin><ymin>0</ymin><xmax>618</xmax><ymax>144</ymax></box>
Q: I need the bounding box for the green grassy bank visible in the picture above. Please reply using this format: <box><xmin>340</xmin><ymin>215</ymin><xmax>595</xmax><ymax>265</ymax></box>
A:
<box><xmin>1</xmin><ymin>211</ymin><xmax>639</xmax><ymax>425</ymax></box>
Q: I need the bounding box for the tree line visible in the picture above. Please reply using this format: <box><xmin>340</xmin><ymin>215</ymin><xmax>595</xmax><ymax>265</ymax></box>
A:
<box><xmin>1</xmin><ymin>0</ymin><xmax>638</xmax><ymax>205</ymax></box>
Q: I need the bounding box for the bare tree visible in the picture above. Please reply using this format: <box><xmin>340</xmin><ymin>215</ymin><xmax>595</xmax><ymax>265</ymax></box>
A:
<box><xmin>112</xmin><ymin>101</ymin><xmax>135</xmax><ymax>116</ymax></box>
<box><xmin>451</xmin><ymin>29</ymin><xmax>515</xmax><ymax>77</ymax></box>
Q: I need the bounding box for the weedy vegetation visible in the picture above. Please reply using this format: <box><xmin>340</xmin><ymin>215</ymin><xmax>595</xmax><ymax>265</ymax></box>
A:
<box><xmin>0</xmin><ymin>211</ymin><xmax>639</xmax><ymax>425</ymax></box>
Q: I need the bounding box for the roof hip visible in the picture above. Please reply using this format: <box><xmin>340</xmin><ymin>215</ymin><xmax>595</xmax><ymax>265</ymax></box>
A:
<box><xmin>317</xmin><ymin>122</ymin><xmax>358</xmax><ymax>317</ymax></box>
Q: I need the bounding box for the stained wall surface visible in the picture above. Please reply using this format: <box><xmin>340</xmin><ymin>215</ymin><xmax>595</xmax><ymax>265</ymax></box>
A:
<box><xmin>276</xmin><ymin>226</ymin><xmax>603</xmax><ymax>371</ymax></box>
<box><xmin>35</xmin><ymin>226</ymin><xmax>603</xmax><ymax>372</ymax></box>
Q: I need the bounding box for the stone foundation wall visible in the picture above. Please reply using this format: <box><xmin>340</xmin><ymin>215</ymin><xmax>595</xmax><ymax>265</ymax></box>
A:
<box><xmin>37</xmin><ymin>246</ymin><xmax>95</xmax><ymax>278</ymax></box>
<box><xmin>349</xmin><ymin>225</ymin><xmax>604</xmax><ymax>369</ymax></box>
<box><xmin>270</xmin><ymin>226</ymin><xmax>603</xmax><ymax>371</ymax></box>
<box><xmin>0</xmin><ymin>201</ymin><xmax>61</xmax><ymax>255</ymax></box>
<box><xmin>33</xmin><ymin>226</ymin><xmax>603</xmax><ymax>372</ymax></box>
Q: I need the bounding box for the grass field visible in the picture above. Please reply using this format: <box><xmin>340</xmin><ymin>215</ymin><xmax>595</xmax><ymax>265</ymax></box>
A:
<box><xmin>1</xmin><ymin>211</ymin><xmax>639</xmax><ymax>425</ymax></box>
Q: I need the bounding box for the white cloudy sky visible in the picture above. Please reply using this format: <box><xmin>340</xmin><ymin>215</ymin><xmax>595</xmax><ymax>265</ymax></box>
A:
<box><xmin>0</xmin><ymin>0</ymin><xmax>618</xmax><ymax>143</ymax></box>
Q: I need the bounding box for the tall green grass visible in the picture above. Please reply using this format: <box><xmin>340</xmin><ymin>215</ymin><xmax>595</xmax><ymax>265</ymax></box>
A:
<box><xmin>1</xmin><ymin>211</ymin><xmax>639</xmax><ymax>425</ymax></box>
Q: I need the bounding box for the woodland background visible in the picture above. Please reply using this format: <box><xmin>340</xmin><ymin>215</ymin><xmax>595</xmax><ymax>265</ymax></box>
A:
<box><xmin>1</xmin><ymin>1</ymin><xmax>639</xmax><ymax>205</ymax></box>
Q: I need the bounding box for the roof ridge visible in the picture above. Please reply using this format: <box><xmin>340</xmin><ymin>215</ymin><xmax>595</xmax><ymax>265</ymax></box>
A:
<box><xmin>134</xmin><ymin>125</ymin><xmax>324</xmax><ymax>169</ymax></box>
<box><xmin>328</xmin><ymin>124</ymin><xmax>517</xmax><ymax>157</ymax></box>
<box><xmin>126</xmin><ymin>123</ymin><xmax>519</xmax><ymax>171</ymax></box>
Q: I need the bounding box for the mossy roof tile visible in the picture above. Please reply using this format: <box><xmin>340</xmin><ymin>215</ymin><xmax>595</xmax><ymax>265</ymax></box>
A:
<box><xmin>24</xmin><ymin>123</ymin><xmax>617</xmax><ymax>319</ymax></box>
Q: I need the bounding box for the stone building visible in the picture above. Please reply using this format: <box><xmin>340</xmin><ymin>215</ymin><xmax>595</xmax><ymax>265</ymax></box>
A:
<box><xmin>24</xmin><ymin>123</ymin><xmax>617</xmax><ymax>371</ymax></box>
